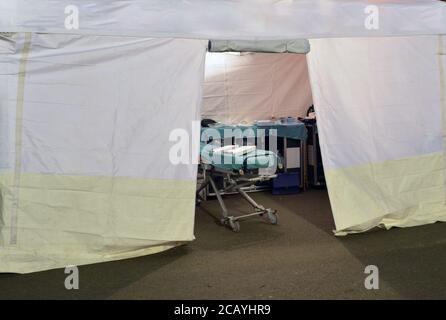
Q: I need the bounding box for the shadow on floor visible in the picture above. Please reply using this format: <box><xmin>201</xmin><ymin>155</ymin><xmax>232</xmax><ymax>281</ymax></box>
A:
<box><xmin>337</xmin><ymin>223</ymin><xmax>446</xmax><ymax>299</ymax></box>
<box><xmin>196</xmin><ymin>196</ymin><xmax>285</xmax><ymax>251</ymax></box>
<box><xmin>266</xmin><ymin>188</ymin><xmax>335</xmax><ymax>235</ymax></box>
<box><xmin>0</xmin><ymin>245</ymin><xmax>189</xmax><ymax>300</ymax></box>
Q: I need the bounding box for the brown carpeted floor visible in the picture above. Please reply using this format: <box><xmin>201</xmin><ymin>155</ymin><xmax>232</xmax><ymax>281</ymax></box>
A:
<box><xmin>0</xmin><ymin>189</ymin><xmax>445</xmax><ymax>299</ymax></box>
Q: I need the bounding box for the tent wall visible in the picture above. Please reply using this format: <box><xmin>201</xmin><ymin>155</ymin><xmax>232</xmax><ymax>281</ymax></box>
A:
<box><xmin>1</xmin><ymin>1</ymin><xmax>446</xmax><ymax>39</ymax></box>
<box><xmin>202</xmin><ymin>52</ymin><xmax>313</xmax><ymax>124</ymax></box>
<box><xmin>0</xmin><ymin>33</ymin><xmax>207</xmax><ymax>273</ymax></box>
<box><xmin>307</xmin><ymin>35</ymin><xmax>446</xmax><ymax>234</ymax></box>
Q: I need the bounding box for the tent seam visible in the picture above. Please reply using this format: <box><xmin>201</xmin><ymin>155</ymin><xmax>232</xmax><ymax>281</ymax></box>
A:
<box><xmin>438</xmin><ymin>35</ymin><xmax>446</xmax><ymax>205</ymax></box>
<box><xmin>10</xmin><ymin>32</ymin><xmax>32</xmax><ymax>245</ymax></box>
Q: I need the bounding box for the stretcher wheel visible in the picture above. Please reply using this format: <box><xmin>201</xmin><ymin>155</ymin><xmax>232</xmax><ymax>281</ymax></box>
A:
<box><xmin>228</xmin><ymin>219</ymin><xmax>240</xmax><ymax>232</ymax></box>
<box><xmin>221</xmin><ymin>218</ymin><xmax>240</xmax><ymax>232</ymax></box>
<box><xmin>266</xmin><ymin>210</ymin><xmax>278</xmax><ymax>225</ymax></box>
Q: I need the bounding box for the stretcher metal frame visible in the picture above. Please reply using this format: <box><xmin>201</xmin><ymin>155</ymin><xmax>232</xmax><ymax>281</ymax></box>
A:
<box><xmin>196</xmin><ymin>164</ymin><xmax>278</xmax><ymax>232</ymax></box>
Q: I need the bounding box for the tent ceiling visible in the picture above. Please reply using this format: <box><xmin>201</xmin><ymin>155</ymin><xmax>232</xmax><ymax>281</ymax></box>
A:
<box><xmin>1</xmin><ymin>0</ymin><xmax>445</xmax><ymax>39</ymax></box>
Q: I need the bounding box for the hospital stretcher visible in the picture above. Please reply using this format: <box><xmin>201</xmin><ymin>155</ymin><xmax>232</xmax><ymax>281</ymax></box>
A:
<box><xmin>196</xmin><ymin>144</ymin><xmax>279</xmax><ymax>232</ymax></box>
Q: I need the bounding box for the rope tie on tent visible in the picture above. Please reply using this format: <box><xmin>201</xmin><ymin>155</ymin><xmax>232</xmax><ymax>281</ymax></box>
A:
<box><xmin>10</xmin><ymin>32</ymin><xmax>32</xmax><ymax>245</ymax></box>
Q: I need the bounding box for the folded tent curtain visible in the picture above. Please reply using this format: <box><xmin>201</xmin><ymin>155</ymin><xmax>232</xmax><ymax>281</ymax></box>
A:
<box><xmin>208</xmin><ymin>40</ymin><xmax>311</xmax><ymax>54</ymax></box>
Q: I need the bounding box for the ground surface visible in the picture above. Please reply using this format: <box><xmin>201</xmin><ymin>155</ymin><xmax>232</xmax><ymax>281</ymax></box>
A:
<box><xmin>0</xmin><ymin>189</ymin><xmax>445</xmax><ymax>299</ymax></box>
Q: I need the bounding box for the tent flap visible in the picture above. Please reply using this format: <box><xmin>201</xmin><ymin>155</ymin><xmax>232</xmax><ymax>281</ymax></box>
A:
<box><xmin>0</xmin><ymin>33</ymin><xmax>207</xmax><ymax>273</ymax></box>
<box><xmin>307</xmin><ymin>35</ymin><xmax>446</xmax><ymax>234</ymax></box>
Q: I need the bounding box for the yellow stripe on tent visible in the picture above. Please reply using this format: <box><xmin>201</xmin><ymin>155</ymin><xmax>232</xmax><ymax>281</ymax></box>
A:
<box><xmin>0</xmin><ymin>173</ymin><xmax>195</xmax><ymax>273</ymax></box>
<box><xmin>326</xmin><ymin>152</ymin><xmax>446</xmax><ymax>234</ymax></box>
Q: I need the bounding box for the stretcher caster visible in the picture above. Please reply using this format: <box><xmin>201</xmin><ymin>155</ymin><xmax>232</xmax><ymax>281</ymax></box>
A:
<box><xmin>229</xmin><ymin>220</ymin><xmax>240</xmax><ymax>232</ymax></box>
<box><xmin>222</xmin><ymin>218</ymin><xmax>240</xmax><ymax>232</ymax></box>
<box><xmin>266</xmin><ymin>210</ymin><xmax>278</xmax><ymax>225</ymax></box>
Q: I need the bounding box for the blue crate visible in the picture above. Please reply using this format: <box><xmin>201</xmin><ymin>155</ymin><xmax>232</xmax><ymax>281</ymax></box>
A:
<box><xmin>272</xmin><ymin>172</ymin><xmax>301</xmax><ymax>195</ymax></box>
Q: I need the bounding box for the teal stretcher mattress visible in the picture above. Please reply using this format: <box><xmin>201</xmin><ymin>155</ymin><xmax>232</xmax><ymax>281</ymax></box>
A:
<box><xmin>201</xmin><ymin>122</ymin><xmax>307</xmax><ymax>141</ymax></box>
<box><xmin>200</xmin><ymin>143</ymin><xmax>277</xmax><ymax>171</ymax></box>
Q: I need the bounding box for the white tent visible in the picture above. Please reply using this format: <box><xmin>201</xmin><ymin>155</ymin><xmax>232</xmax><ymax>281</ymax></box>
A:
<box><xmin>0</xmin><ymin>0</ymin><xmax>445</xmax><ymax>273</ymax></box>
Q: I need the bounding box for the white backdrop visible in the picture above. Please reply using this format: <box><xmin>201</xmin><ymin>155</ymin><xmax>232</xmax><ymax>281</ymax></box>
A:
<box><xmin>202</xmin><ymin>52</ymin><xmax>313</xmax><ymax>124</ymax></box>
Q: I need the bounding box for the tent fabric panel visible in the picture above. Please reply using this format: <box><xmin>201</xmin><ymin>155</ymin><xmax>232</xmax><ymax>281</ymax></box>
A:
<box><xmin>0</xmin><ymin>34</ymin><xmax>207</xmax><ymax>273</ymax></box>
<box><xmin>308</xmin><ymin>36</ymin><xmax>443</xmax><ymax>170</ymax></box>
<box><xmin>202</xmin><ymin>52</ymin><xmax>313</xmax><ymax>124</ymax></box>
<box><xmin>1</xmin><ymin>1</ymin><xmax>446</xmax><ymax>39</ymax></box>
<box><xmin>17</xmin><ymin>34</ymin><xmax>206</xmax><ymax>181</ymax></box>
<box><xmin>0</xmin><ymin>172</ymin><xmax>195</xmax><ymax>273</ymax></box>
<box><xmin>307</xmin><ymin>35</ymin><xmax>446</xmax><ymax>233</ymax></box>
<box><xmin>326</xmin><ymin>153</ymin><xmax>446</xmax><ymax>234</ymax></box>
